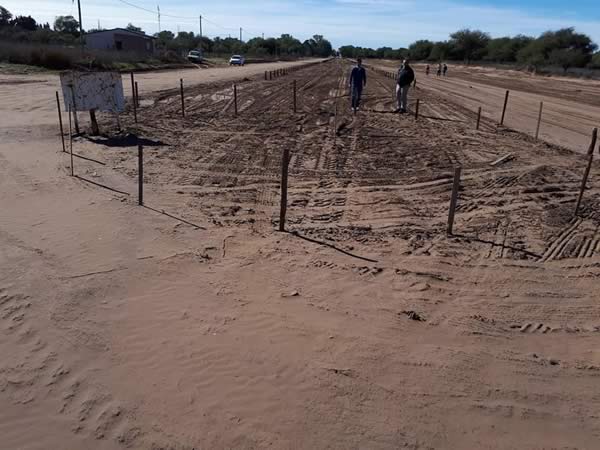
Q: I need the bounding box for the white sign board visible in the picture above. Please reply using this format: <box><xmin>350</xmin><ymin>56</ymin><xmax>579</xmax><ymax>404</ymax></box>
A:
<box><xmin>60</xmin><ymin>71</ymin><xmax>125</xmax><ymax>113</ymax></box>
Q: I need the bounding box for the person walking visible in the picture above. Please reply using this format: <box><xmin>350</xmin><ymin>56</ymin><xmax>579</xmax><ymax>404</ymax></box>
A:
<box><xmin>437</xmin><ymin>63</ymin><xmax>442</xmax><ymax>77</ymax></box>
<box><xmin>425</xmin><ymin>64</ymin><xmax>430</xmax><ymax>76</ymax></box>
<box><xmin>395</xmin><ymin>59</ymin><xmax>415</xmax><ymax>114</ymax></box>
<box><xmin>349</xmin><ymin>58</ymin><xmax>367</xmax><ymax>113</ymax></box>
<box><xmin>443</xmin><ymin>63</ymin><xmax>448</xmax><ymax>76</ymax></box>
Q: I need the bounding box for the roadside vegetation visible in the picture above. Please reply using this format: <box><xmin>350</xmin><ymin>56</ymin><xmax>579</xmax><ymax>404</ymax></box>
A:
<box><xmin>0</xmin><ymin>5</ymin><xmax>333</xmax><ymax>72</ymax></box>
<box><xmin>341</xmin><ymin>28</ymin><xmax>600</xmax><ymax>77</ymax></box>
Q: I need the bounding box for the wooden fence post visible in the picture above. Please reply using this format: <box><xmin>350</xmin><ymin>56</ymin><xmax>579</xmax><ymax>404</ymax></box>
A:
<box><xmin>55</xmin><ymin>91</ymin><xmax>66</xmax><ymax>153</ymax></box>
<box><xmin>447</xmin><ymin>166</ymin><xmax>462</xmax><ymax>235</ymax></box>
<box><xmin>90</xmin><ymin>109</ymin><xmax>100</xmax><ymax>135</ymax></box>
<box><xmin>135</xmin><ymin>82</ymin><xmax>140</xmax><ymax>108</ymax></box>
<box><xmin>68</xmin><ymin>106</ymin><xmax>74</xmax><ymax>176</ymax></box>
<box><xmin>138</xmin><ymin>143</ymin><xmax>144</xmax><ymax>206</ymax></box>
<box><xmin>476</xmin><ymin>106</ymin><xmax>482</xmax><ymax>131</ymax></box>
<box><xmin>180</xmin><ymin>79</ymin><xmax>185</xmax><ymax>118</ymax></box>
<box><xmin>293</xmin><ymin>80</ymin><xmax>297</xmax><ymax>113</ymax></box>
<box><xmin>574</xmin><ymin>128</ymin><xmax>598</xmax><ymax>217</ymax></box>
<box><xmin>233</xmin><ymin>84</ymin><xmax>238</xmax><ymax>116</ymax></box>
<box><xmin>133</xmin><ymin>87</ymin><xmax>138</xmax><ymax>123</ymax></box>
<box><xmin>535</xmin><ymin>101</ymin><xmax>544</xmax><ymax>140</ymax></box>
<box><xmin>500</xmin><ymin>90</ymin><xmax>509</xmax><ymax>126</ymax></box>
<box><xmin>415</xmin><ymin>99</ymin><xmax>420</xmax><ymax>119</ymax></box>
<box><xmin>130</xmin><ymin>72</ymin><xmax>135</xmax><ymax>104</ymax></box>
<box><xmin>279</xmin><ymin>147</ymin><xmax>290</xmax><ymax>232</ymax></box>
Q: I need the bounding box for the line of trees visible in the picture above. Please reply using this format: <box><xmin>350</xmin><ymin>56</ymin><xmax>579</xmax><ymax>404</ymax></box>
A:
<box><xmin>0</xmin><ymin>5</ymin><xmax>333</xmax><ymax>59</ymax></box>
<box><xmin>153</xmin><ymin>30</ymin><xmax>333</xmax><ymax>58</ymax></box>
<box><xmin>341</xmin><ymin>28</ymin><xmax>600</xmax><ymax>71</ymax></box>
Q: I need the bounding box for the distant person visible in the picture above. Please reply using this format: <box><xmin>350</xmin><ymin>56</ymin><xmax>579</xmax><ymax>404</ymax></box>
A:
<box><xmin>443</xmin><ymin>63</ymin><xmax>448</xmax><ymax>76</ymax></box>
<box><xmin>425</xmin><ymin>65</ymin><xmax>430</xmax><ymax>76</ymax></box>
<box><xmin>349</xmin><ymin>58</ymin><xmax>367</xmax><ymax>113</ymax></box>
<box><xmin>395</xmin><ymin>59</ymin><xmax>415</xmax><ymax>114</ymax></box>
<box><xmin>437</xmin><ymin>63</ymin><xmax>442</xmax><ymax>77</ymax></box>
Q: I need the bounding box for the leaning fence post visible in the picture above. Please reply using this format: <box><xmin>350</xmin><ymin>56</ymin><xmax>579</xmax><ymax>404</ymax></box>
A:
<box><xmin>476</xmin><ymin>106</ymin><xmax>482</xmax><ymax>131</ymax></box>
<box><xmin>130</xmin><ymin>72</ymin><xmax>135</xmax><ymax>103</ymax></box>
<box><xmin>180</xmin><ymin>78</ymin><xmax>185</xmax><ymax>118</ymax></box>
<box><xmin>233</xmin><ymin>84</ymin><xmax>238</xmax><ymax>116</ymax></box>
<box><xmin>133</xmin><ymin>87</ymin><xmax>138</xmax><ymax>123</ymax></box>
<box><xmin>135</xmin><ymin>81</ymin><xmax>140</xmax><ymax>108</ymax></box>
<box><xmin>68</xmin><ymin>106</ymin><xmax>74</xmax><ymax>176</ymax></box>
<box><xmin>55</xmin><ymin>91</ymin><xmax>66</xmax><ymax>153</ymax></box>
<box><xmin>500</xmin><ymin>90</ymin><xmax>509</xmax><ymax>126</ymax></box>
<box><xmin>293</xmin><ymin>80</ymin><xmax>297</xmax><ymax>113</ymax></box>
<box><xmin>279</xmin><ymin>147</ymin><xmax>290</xmax><ymax>232</ymax></box>
<box><xmin>415</xmin><ymin>99</ymin><xmax>420</xmax><ymax>119</ymax></box>
<box><xmin>535</xmin><ymin>101</ymin><xmax>544</xmax><ymax>140</ymax></box>
<box><xmin>138</xmin><ymin>143</ymin><xmax>144</xmax><ymax>206</ymax></box>
<box><xmin>574</xmin><ymin>128</ymin><xmax>598</xmax><ymax>217</ymax></box>
<box><xmin>447</xmin><ymin>166</ymin><xmax>462</xmax><ymax>235</ymax></box>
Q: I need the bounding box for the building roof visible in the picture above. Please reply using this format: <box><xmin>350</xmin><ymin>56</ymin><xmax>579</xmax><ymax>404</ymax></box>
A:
<box><xmin>85</xmin><ymin>28</ymin><xmax>156</xmax><ymax>39</ymax></box>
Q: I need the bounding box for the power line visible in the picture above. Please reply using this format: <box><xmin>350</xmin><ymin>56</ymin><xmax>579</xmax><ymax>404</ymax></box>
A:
<box><xmin>114</xmin><ymin>0</ymin><xmax>157</xmax><ymax>16</ymax></box>
<box><xmin>114</xmin><ymin>0</ymin><xmax>238</xmax><ymax>32</ymax></box>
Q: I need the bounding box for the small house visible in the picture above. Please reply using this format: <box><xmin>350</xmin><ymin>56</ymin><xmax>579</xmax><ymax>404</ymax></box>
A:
<box><xmin>85</xmin><ymin>28</ymin><xmax>156</xmax><ymax>54</ymax></box>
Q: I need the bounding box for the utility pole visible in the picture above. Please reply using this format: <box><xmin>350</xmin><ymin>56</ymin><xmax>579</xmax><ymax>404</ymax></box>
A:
<box><xmin>239</xmin><ymin>27</ymin><xmax>242</xmax><ymax>42</ymax></box>
<box><xmin>77</xmin><ymin>0</ymin><xmax>84</xmax><ymax>55</ymax></box>
<box><xmin>199</xmin><ymin>15</ymin><xmax>202</xmax><ymax>39</ymax></box>
<box><xmin>262</xmin><ymin>32</ymin><xmax>264</xmax><ymax>39</ymax></box>
<box><xmin>97</xmin><ymin>19</ymin><xmax>100</xmax><ymax>30</ymax></box>
<box><xmin>157</xmin><ymin>5</ymin><xmax>161</xmax><ymax>32</ymax></box>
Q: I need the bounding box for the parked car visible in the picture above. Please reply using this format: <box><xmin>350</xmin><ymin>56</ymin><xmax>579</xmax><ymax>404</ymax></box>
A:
<box><xmin>229</xmin><ymin>55</ymin><xmax>245</xmax><ymax>66</ymax></box>
<box><xmin>187</xmin><ymin>50</ymin><xmax>203</xmax><ymax>63</ymax></box>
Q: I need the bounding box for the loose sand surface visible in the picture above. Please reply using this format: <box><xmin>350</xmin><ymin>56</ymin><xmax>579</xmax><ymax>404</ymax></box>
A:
<box><xmin>373</xmin><ymin>60</ymin><xmax>600</xmax><ymax>153</ymax></box>
<box><xmin>1</xmin><ymin>59</ymin><xmax>600</xmax><ymax>449</ymax></box>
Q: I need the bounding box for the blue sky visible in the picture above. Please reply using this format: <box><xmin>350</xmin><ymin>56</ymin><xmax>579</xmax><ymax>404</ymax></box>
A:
<box><xmin>3</xmin><ymin>0</ymin><xmax>599</xmax><ymax>48</ymax></box>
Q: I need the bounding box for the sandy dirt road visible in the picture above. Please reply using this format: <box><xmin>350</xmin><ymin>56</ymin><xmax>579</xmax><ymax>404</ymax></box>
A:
<box><xmin>1</xmin><ymin>59</ymin><xmax>600</xmax><ymax>450</ymax></box>
<box><xmin>373</xmin><ymin>60</ymin><xmax>600</xmax><ymax>153</ymax></box>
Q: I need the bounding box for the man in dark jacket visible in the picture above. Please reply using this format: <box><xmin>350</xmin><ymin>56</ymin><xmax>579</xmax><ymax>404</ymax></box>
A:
<box><xmin>395</xmin><ymin>59</ymin><xmax>415</xmax><ymax>113</ymax></box>
<box><xmin>349</xmin><ymin>58</ymin><xmax>367</xmax><ymax>113</ymax></box>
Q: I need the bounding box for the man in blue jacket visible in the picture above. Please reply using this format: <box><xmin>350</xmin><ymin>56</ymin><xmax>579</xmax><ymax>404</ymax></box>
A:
<box><xmin>349</xmin><ymin>58</ymin><xmax>367</xmax><ymax>113</ymax></box>
<box><xmin>396</xmin><ymin>59</ymin><xmax>415</xmax><ymax>114</ymax></box>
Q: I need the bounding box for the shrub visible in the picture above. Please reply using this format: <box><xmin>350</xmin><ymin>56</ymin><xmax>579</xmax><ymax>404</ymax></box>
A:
<box><xmin>42</xmin><ymin>49</ymin><xmax>72</xmax><ymax>69</ymax></box>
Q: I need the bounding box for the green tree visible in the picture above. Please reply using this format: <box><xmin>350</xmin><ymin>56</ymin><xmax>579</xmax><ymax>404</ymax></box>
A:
<box><xmin>278</xmin><ymin>34</ymin><xmax>303</xmax><ymax>55</ymax></box>
<box><xmin>428</xmin><ymin>41</ymin><xmax>452</xmax><ymax>61</ymax></box>
<box><xmin>485</xmin><ymin>35</ymin><xmax>532</xmax><ymax>62</ymax></box>
<box><xmin>198</xmin><ymin>36</ymin><xmax>212</xmax><ymax>52</ymax></box>
<box><xmin>449</xmin><ymin>29</ymin><xmax>490</xmax><ymax>62</ymax></box>
<box><xmin>126</xmin><ymin>23</ymin><xmax>143</xmax><ymax>33</ymax></box>
<box><xmin>306</xmin><ymin>34</ymin><xmax>333</xmax><ymax>57</ymax></box>
<box><xmin>0</xmin><ymin>5</ymin><xmax>12</xmax><ymax>26</ymax></box>
<box><xmin>11</xmin><ymin>15</ymin><xmax>37</xmax><ymax>31</ymax></box>
<box><xmin>339</xmin><ymin>45</ymin><xmax>356</xmax><ymax>58</ymax></box>
<box><xmin>518</xmin><ymin>28</ymin><xmax>597</xmax><ymax>70</ymax></box>
<box><xmin>408</xmin><ymin>40</ymin><xmax>434</xmax><ymax>60</ymax></box>
<box><xmin>549</xmin><ymin>48</ymin><xmax>589</xmax><ymax>72</ymax></box>
<box><xmin>54</xmin><ymin>15</ymin><xmax>79</xmax><ymax>35</ymax></box>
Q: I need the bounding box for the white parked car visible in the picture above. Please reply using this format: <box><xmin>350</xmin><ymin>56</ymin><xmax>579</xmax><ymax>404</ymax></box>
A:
<box><xmin>229</xmin><ymin>55</ymin><xmax>245</xmax><ymax>66</ymax></box>
<box><xmin>187</xmin><ymin>50</ymin><xmax>203</xmax><ymax>63</ymax></box>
